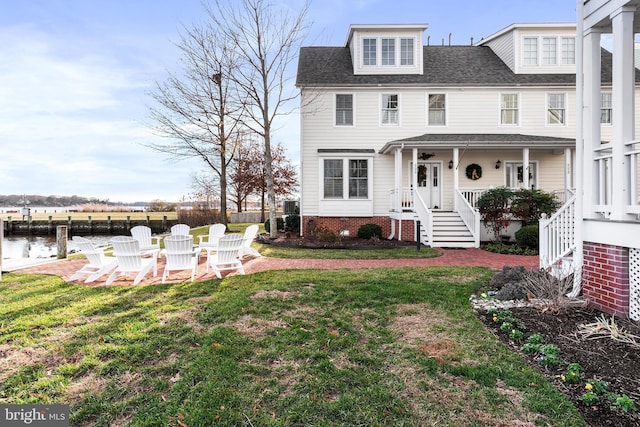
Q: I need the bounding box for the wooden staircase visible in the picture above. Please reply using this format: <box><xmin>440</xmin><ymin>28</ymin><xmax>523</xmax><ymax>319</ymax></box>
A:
<box><xmin>429</xmin><ymin>211</ymin><xmax>476</xmax><ymax>248</ymax></box>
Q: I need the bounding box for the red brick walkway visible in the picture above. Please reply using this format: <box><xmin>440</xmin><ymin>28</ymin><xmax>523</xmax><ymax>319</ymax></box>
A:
<box><xmin>10</xmin><ymin>248</ymin><xmax>539</xmax><ymax>286</ymax></box>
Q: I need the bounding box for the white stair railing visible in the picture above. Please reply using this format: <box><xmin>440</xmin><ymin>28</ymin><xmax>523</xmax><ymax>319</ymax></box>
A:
<box><xmin>455</xmin><ymin>189</ymin><xmax>481</xmax><ymax>247</ymax></box>
<box><xmin>413</xmin><ymin>190</ymin><xmax>432</xmax><ymax>247</ymax></box>
<box><xmin>539</xmin><ymin>195</ymin><xmax>576</xmax><ymax>270</ymax></box>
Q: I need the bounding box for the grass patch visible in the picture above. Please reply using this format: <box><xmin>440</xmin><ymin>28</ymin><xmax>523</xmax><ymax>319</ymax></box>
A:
<box><xmin>0</xmin><ymin>268</ymin><xmax>587</xmax><ymax>426</ymax></box>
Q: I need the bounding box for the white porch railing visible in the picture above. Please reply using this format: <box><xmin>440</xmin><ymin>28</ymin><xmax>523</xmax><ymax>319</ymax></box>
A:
<box><xmin>625</xmin><ymin>139</ymin><xmax>640</xmax><ymax>215</ymax></box>
<box><xmin>593</xmin><ymin>143</ymin><xmax>613</xmax><ymax>217</ymax></box>
<box><xmin>413</xmin><ymin>189</ymin><xmax>433</xmax><ymax>246</ymax></box>
<box><xmin>460</xmin><ymin>189</ymin><xmax>485</xmax><ymax>208</ymax></box>
<box><xmin>455</xmin><ymin>189</ymin><xmax>480</xmax><ymax>247</ymax></box>
<box><xmin>539</xmin><ymin>195</ymin><xmax>576</xmax><ymax>270</ymax></box>
<box><xmin>389</xmin><ymin>188</ymin><xmax>414</xmax><ymax>212</ymax></box>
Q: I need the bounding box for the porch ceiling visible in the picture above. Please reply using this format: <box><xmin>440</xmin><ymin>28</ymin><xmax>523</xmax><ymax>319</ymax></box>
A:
<box><xmin>378</xmin><ymin>133</ymin><xmax>576</xmax><ymax>154</ymax></box>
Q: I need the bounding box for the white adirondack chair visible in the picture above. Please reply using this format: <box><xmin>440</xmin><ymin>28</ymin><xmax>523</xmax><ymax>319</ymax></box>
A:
<box><xmin>239</xmin><ymin>224</ymin><xmax>261</xmax><ymax>258</ymax></box>
<box><xmin>106</xmin><ymin>236</ymin><xmax>157</xmax><ymax>285</ymax></box>
<box><xmin>69</xmin><ymin>236</ymin><xmax>117</xmax><ymax>283</ymax></box>
<box><xmin>198</xmin><ymin>223</ymin><xmax>226</xmax><ymax>272</ymax></box>
<box><xmin>171</xmin><ymin>223</ymin><xmax>191</xmax><ymax>236</ymax></box>
<box><xmin>162</xmin><ymin>235</ymin><xmax>199</xmax><ymax>283</ymax></box>
<box><xmin>130</xmin><ymin>225</ymin><xmax>161</xmax><ymax>257</ymax></box>
<box><xmin>208</xmin><ymin>234</ymin><xmax>245</xmax><ymax>279</ymax></box>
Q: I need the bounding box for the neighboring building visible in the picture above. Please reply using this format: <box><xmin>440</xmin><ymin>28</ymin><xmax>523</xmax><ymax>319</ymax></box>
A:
<box><xmin>295</xmin><ymin>21</ymin><xmax>628</xmax><ymax>248</ymax></box>
<box><xmin>571</xmin><ymin>0</ymin><xmax>640</xmax><ymax>319</ymax></box>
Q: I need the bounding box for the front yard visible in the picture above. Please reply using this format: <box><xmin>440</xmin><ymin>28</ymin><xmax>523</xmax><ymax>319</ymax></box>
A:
<box><xmin>0</xmin><ymin>267</ymin><xmax>586</xmax><ymax>426</ymax></box>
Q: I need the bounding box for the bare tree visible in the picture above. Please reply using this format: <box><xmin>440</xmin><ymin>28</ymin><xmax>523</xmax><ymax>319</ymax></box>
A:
<box><xmin>206</xmin><ymin>0</ymin><xmax>310</xmax><ymax>236</ymax></box>
<box><xmin>228</xmin><ymin>137</ymin><xmax>260</xmax><ymax>213</ymax></box>
<box><xmin>146</xmin><ymin>23</ymin><xmax>245</xmax><ymax>226</ymax></box>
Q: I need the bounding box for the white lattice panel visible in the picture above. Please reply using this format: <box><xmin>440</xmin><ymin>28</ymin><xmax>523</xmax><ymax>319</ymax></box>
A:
<box><xmin>629</xmin><ymin>248</ymin><xmax>640</xmax><ymax>321</ymax></box>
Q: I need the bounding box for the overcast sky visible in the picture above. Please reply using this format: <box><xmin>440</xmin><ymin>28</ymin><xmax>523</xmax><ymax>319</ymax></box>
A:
<box><xmin>0</xmin><ymin>0</ymin><xmax>578</xmax><ymax>203</ymax></box>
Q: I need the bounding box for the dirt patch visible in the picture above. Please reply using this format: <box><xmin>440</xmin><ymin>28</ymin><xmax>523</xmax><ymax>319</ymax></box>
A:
<box><xmin>478</xmin><ymin>306</ymin><xmax>640</xmax><ymax>426</ymax></box>
<box><xmin>250</xmin><ymin>290</ymin><xmax>294</xmax><ymax>300</ymax></box>
<box><xmin>225</xmin><ymin>314</ymin><xmax>287</xmax><ymax>338</ymax></box>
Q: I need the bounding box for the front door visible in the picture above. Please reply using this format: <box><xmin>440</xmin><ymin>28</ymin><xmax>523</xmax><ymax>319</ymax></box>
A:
<box><xmin>415</xmin><ymin>162</ymin><xmax>442</xmax><ymax>209</ymax></box>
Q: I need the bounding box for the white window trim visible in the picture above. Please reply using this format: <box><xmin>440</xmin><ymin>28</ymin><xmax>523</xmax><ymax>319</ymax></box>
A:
<box><xmin>334</xmin><ymin>93</ymin><xmax>355</xmax><ymax>127</ymax></box>
<box><xmin>360</xmin><ymin>36</ymin><xmax>418</xmax><ymax>68</ymax></box>
<box><xmin>319</xmin><ymin>154</ymin><xmax>374</xmax><ymax>201</ymax></box>
<box><xmin>522</xmin><ymin>35</ymin><xmax>576</xmax><ymax>68</ymax></box>
<box><xmin>546</xmin><ymin>92</ymin><xmax>567</xmax><ymax>127</ymax></box>
<box><xmin>504</xmin><ymin>160</ymin><xmax>539</xmax><ymax>189</ymax></box>
<box><xmin>499</xmin><ymin>92</ymin><xmax>520</xmax><ymax>127</ymax></box>
<box><xmin>426</xmin><ymin>93</ymin><xmax>447</xmax><ymax>127</ymax></box>
<box><xmin>600</xmin><ymin>91</ymin><xmax>612</xmax><ymax>126</ymax></box>
<box><xmin>380</xmin><ymin>93</ymin><xmax>400</xmax><ymax>127</ymax></box>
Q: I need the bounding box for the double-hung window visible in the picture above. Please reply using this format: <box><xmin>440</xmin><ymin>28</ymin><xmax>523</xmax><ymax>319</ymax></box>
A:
<box><xmin>381</xmin><ymin>94</ymin><xmax>399</xmax><ymax>125</ymax></box>
<box><xmin>323</xmin><ymin>158</ymin><xmax>369</xmax><ymax>199</ymax></box>
<box><xmin>400</xmin><ymin>38</ymin><xmax>414</xmax><ymax>65</ymax></box>
<box><xmin>547</xmin><ymin>93</ymin><xmax>566</xmax><ymax>125</ymax></box>
<box><xmin>381</xmin><ymin>38</ymin><xmax>395</xmax><ymax>65</ymax></box>
<box><xmin>335</xmin><ymin>94</ymin><xmax>353</xmax><ymax>126</ymax></box>
<box><xmin>601</xmin><ymin>92</ymin><xmax>612</xmax><ymax>124</ymax></box>
<box><xmin>348</xmin><ymin>160</ymin><xmax>368</xmax><ymax>198</ymax></box>
<box><xmin>523</xmin><ymin>37</ymin><xmax>538</xmax><ymax>66</ymax></box>
<box><xmin>363</xmin><ymin>38</ymin><xmax>377</xmax><ymax>66</ymax></box>
<box><xmin>500</xmin><ymin>93</ymin><xmax>519</xmax><ymax>125</ymax></box>
<box><xmin>323</xmin><ymin>159</ymin><xmax>344</xmax><ymax>198</ymax></box>
<box><xmin>428</xmin><ymin>94</ymin><xmax>446</xmax><ymax>126</ymax></box>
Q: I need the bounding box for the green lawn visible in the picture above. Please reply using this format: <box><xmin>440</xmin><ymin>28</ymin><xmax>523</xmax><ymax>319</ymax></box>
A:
<box><xmin>0</xmin><ymin>267</ymin><xmax>587</xmax><ymax>426</ymax></box>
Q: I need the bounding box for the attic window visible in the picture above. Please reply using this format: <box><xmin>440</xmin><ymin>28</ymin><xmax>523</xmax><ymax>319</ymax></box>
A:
<box><xmin>363</xmin><ymin>38</ymin><xmax>377</xmax><ymax>66</ymax></box>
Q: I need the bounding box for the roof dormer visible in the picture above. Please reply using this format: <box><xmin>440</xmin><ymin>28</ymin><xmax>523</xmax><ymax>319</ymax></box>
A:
<box><xmin>345</xmin><ymin>24</ymin><xmax>428</xmax><ymax>75</ymax></box>
<box><xmin>477</xmin><ymin>23</ymin><xmax>577</xmax><ymax>74</ymax></box>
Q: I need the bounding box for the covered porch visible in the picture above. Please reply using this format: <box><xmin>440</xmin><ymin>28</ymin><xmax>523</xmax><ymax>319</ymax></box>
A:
<box><xmin>379</xmin><ymin>134</ymin><xmax>576</xmax><ymax>247</ymax></box>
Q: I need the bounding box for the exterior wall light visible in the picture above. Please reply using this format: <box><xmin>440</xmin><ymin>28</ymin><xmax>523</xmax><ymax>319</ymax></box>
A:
<box><xmin>448</xmin><ymin>160</ymin><xmax>454</xmax><ymax>169</ymax></box>
<box><xmin>495</xmin><ymin>160</ymin><xmax>502</xmax><ymax>169</ymax></box>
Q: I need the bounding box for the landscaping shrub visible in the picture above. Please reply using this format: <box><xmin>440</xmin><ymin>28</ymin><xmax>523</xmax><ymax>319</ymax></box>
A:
<box><xmin>515</xmin><ymin>225</ymin><xmax>539</xmax><ymax>249</ymax></box>
<box><xmin>510</xmin><ymin>189</ymin><xmax>560</xmax><ymax>226</ymax></box>
<box><xmin>264</xmin><ymin>217</ymin><xmax>285</xmax><ymax>233</ymax></box>
<box><xmin>477</xmin><ymin>187</ymin><xmax>514</xmax><ymax>241</ymax></box>
<box><xmin>357</xmin><ymin>223</ymin><xmax>383</xmax><ymax>240</ymax></box>
<box><xmin>284</xmin><ymin>214</ymin><xmax>300</xmax><ymax>233</ymax></box>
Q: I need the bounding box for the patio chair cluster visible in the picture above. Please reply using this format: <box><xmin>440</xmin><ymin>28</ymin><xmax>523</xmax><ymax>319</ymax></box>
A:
<box><xmin>70</xmin><ymin>223</ymin><xmax>260</xmax><ymax>285</ymax></box>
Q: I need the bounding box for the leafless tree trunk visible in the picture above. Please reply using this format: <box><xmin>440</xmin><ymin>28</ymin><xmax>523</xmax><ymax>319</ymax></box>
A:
<box><xmin>146</xmin><ymin>24</ymin><xmax>246</xmax><ymax>226</ymax></box>
<box><xmin>206</xmin><ymin>0</ymin><xmax>309</xmax><ymax>237</ymax></box>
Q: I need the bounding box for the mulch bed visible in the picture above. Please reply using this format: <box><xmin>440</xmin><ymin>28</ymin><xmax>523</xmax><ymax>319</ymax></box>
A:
<box><xmin>477</xmin><ymin>305</ymin><xmax>640</xmax><ymax>426</ymax></box>
<box><xmin>258</xmin><ymin>233</ymin><xmax>417</xmax><ymax>249</ymax></box>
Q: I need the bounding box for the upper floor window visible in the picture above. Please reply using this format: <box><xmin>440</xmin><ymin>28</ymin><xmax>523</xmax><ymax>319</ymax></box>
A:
<box><xmin>335</xmin><ymin>94</ymin><xmax>353</xmax><ymax>126</ymax></box>
<box><xmin>428</xmin><ymin>94</ymin><xmax>446</xmax><ymax>126</ymax></box>
<box><xmin>400</xmin><ymin>38</ymin><xmax>414</xmax><ymax>65</ymax></box>
<box><xmin>500</xmin><ymin>93</ymin><xmax>519</xmax><ymax>125</ymax></box>
<box><xmin>523</xmin><ymin>37</ymin><xmax>538</xmax><ymax>65</ymax></box>
<box><xmin>381</xmin><ymin>38</ymin><xmax>395</xmax><ymax>65</ymax></box>
<box><xmin>561</xmin><ymin>37</ymin><xmax>575</xmax><ymax>65</ymax></box>
<box><xmin>601</xmin><ymin>92</ymin><xmax>612</xmax><ymax>124</ymax></box>
<box><xmin>547</xmin><ymin>93</ymin><xmax>566</xmax><ymax>125</ymax></box>
<box><xmin>363</xmin><ymin>38</ymin><xmax>377</xmax><ymax>66</ymax></box>
<box><xmin>543</xmin><ymin>37</ymin><xmax>557</xmax><ymax>65</ymax></box>
<box><xmin>381</xmin><ymin>94</ymin><xmax>399</xmax><ymax>125</ymax></box>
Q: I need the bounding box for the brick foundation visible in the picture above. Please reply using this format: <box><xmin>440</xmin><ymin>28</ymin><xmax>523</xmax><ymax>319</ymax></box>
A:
<box><xmin>301</xmin><ymin>216</ymin><xmax>417</xmax><ymax>242</ymax></box>
<box><xmin>582</xmin><ymin>241</ymin><xmax>630</xmax><ymax>318</ymax></box>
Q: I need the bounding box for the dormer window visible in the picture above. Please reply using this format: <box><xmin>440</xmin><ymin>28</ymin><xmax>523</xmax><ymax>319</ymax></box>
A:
<box><xmin>524</xmin><ymin>37</ymin><xmax>538</xmax><ymax>65</ymax></box>
<box><xmin>561</xmin><ymin>37</ymin><xmax>575</xmax><ymax>65</ymax></box>
<box><xmin>381</xmin><ymin>38</ymin><xmax>395</xmax><ymax>65</ymax></box>
<box><xmin>361</xmin><ymin>36</ymin><xmax>416</xmax><ymax>68</ymax></box>
<box><xmin>363</xmin><ymin>38</ymin><xmax>377</xmax><ymax>65</ymax></box>
<box><xmin>543</xmin><ymin>37</ymin><xmax>557</xmax><ymax>65</ymax></box>
<box><xmin>522</xmin><ymin>35</ymin><xmax>575</xmax><ymax>68</ymax></box>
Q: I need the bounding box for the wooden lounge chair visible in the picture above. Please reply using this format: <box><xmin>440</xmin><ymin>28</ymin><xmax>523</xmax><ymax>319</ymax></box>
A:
<box><xmin>162</xmin><ymin>235</ymin><xmax>199</xmax><ymax>283</ymax></box>
<box><xmin>208</xmin><ymin>234</ymin><xmax>245</xmax><ymax>279</ymax></box>
<box><xmin>106</xmin><ymin>236</ymin><xmax>157</xmax><ymax>285</ymax></box>
<box><xmin>69</xmin><ymin>236</ymin><xmax>117</xmax><ymax>283</ymax></box>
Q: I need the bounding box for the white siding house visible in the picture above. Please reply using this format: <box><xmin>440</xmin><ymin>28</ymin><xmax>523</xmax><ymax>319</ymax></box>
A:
<box><xmin>570</xmin><ymin>0</ymin><xmax>640</xmax><ymax>319</ymax></box>
<box><xmin>295</xmin><ymin>21</ymin><xmax>636</xmax><ymax>249</ymax></box>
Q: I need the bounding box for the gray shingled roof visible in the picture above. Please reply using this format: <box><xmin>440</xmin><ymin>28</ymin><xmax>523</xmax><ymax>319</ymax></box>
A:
<box><xmin>378</xmin><ymin>133</ymin><xmax>576</xmax><ymax>154</ymax></box>
<box><xmin>296</xmin><ymin>45</ymin><xmax>623</xmax><ymax>87</ymax></box>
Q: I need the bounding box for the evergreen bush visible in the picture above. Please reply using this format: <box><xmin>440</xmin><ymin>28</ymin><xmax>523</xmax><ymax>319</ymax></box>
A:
<box><xmin>357</xmin><ymin>223</ymin><xmax>383</xmax><ymax>240</ymax></box>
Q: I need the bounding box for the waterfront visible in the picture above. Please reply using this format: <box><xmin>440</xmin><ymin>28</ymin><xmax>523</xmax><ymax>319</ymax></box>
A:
<box><xmin>2</xmin><ymin>234</ymin><xmax>112</xmax><ymax>260</ymax></box>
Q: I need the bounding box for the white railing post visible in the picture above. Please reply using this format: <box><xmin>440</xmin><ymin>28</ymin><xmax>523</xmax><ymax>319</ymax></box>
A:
<box><xmin>454</xmin><ymin>189</ymin><xmax>480</xmax><ymax>247</ymax></box>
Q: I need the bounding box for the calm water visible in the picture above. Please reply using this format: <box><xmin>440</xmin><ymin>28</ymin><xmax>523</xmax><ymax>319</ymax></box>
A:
<box><xmin>2</xmin><ymin>235</ymin><xmax>113</xmax><ymax>260</ymax></box>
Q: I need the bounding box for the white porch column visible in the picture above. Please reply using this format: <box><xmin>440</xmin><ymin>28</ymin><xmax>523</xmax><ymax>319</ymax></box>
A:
<box><xmin>610</xmin><ymin>6</ymin><xmax>636</xmax><ymax>220</ymax></box>
<box><xmin>522</xmin><ymin>148</ymin><xmax>530</xmax><ymax>189</ymax></box>
<box><xmin>412</xmin><ymin>148</ymin><xmax>418</xmax><ymax>189</ymax></box>
<box><xmin>394</xmin><ymin>147</ymin><xmax>402</xmax><ymax>212</ymax></box>
<box><xmin>564</xmin><ymin>148</ymin><xmax>573</xmax><ymax>201</ymax></box>
<box><xmin>582</xmin><ymin>28</ymin><xmax>602</xmax><ymax>218</ymax></box>
<box><xmin>453</xmin><ymin>147</ymin><xmax>459</xmax><ymax>211</ymax></box>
